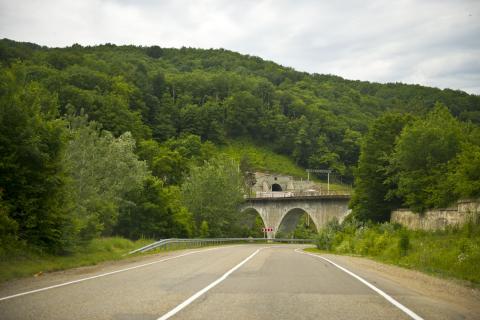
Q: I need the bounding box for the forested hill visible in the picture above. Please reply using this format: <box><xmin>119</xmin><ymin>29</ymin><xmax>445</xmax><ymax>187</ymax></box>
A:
<box><xmin>2</xmin><ymin>38</ymin><xmax>480</xmax><ymax>253</ymax></box>
<box><xmin>1</xmin><ymin>38</ymin><xmax>479</xmax><ymax>181</ymax></box>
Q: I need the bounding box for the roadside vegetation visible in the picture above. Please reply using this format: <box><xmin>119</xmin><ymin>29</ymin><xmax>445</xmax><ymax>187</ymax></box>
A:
<box><xmin>350</xmin><ymin>105</ymin><xmax>480</xmax><ymax>222</ymax></box>
<box><xmin>0</xmin><ymin>237</ymin><xmax>152</xmax><ymax>283</ymax></box>
<box><xmin>329</xmin><ymin>100</ymin><xmax>480</xmax><ymax>285</ymax></box>
<box><xmin>312</xmin><ymin>219</ymin><xmax>480</xmax><ymax>286</ymax></box>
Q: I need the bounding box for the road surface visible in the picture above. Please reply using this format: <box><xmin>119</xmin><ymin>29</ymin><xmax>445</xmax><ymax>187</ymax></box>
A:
<box><xmin>0</xmin><ymin>245</ymin><xmax>478</xmax><ymax>319</ymax></box>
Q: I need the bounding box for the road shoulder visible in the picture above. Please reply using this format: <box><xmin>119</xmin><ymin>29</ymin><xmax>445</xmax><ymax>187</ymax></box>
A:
<box><xmin>0</xmin><ymin>245</ymin><xmax>235</xmax><ymax>298</ymax></box>
<box><xmin>310</xmin><ymin>251</ymin><xmax>480</xmax><ymax>319</ymax></box>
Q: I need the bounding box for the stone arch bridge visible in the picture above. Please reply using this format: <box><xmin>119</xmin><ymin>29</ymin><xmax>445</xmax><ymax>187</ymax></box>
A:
<box><xmin>240</xmin><ymin>194</ymin><xmax>351</xmax><ymax>238</ymax></box>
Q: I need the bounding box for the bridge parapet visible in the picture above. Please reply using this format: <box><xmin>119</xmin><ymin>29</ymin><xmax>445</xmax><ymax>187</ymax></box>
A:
<box><xmin>246</xmin><ymin>191</ymin><xmax>351</xmax><ymax>201</ymax></box>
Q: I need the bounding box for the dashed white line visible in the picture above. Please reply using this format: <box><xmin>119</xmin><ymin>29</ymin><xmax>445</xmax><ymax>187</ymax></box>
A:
<box><xmin>295</xmin><ymin>248</ymin><xmax>424</xmax><ymax>320</ymax></box>
<box><xmin>157</xmin><ymin>247</ymin><xmax>263</xmax><ymax>320</ymax></box>
<box><xmin>0</xmin><ymin>246</ymin><xmax>234</xmax><ymax>302</ymax></box>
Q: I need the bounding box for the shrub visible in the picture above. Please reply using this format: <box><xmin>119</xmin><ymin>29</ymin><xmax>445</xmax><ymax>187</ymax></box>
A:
<box><xmin>311</xmin><ymin>219</ymin><xmax>480</xmax><ymax>284</ymax></box>
<box><xmin>316</xmin><ymin>219</ymin><xmax>341</xmax><ymax>250</ymax></box>
<box><xmin>398</xmin><ymin>231</ymin><xmax>410</xmax><ymax>256</ymax></box>
<box><xmin>316</xmin><ymin>229</ymin><xmax>335</xmax><ymax>250</ymax></box>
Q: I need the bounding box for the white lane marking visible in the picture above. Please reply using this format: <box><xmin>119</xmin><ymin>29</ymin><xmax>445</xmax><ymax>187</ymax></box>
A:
<box><xmin>0</xmin><ymin>246</ymin><xmax>238</xmax><ymax>302</ymax></box>
<box><xmin>295</xmin><ymin>249</ymin><xmax>424</xmax><ymax>320</ymax></box>
<box><xmin>157</xmin><ymin>247</ymin><xmax>263</xmax><ymax>320</ymax></box>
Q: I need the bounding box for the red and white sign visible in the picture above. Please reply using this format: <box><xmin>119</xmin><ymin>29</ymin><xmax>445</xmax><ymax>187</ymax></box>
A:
<box><xmin>262</xmin><ymin>227</ymin><xmax>274</xmax><ymax>232</ymax></box>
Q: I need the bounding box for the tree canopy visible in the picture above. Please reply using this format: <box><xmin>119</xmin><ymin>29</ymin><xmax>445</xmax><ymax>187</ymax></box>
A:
<box><xmin>0</xmin><ymin>39</ymin><xmax>479</xmax><ymax>252</ymax></box>
<box><xmin>181</xmin><ymin>157</ymin><xmax>245</xmax><ymax>237</ymax></box>
<box><xmin>352</xmin><ymin>104</ymin><xmax>480</xmax><ymax>220</ymax></box>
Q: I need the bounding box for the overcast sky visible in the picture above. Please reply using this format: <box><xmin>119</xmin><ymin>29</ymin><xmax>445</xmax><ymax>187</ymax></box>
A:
<box><xmin>1</xmin><ymin>0</ymin><xmax>479</xmax><ymax>94</ymax></box>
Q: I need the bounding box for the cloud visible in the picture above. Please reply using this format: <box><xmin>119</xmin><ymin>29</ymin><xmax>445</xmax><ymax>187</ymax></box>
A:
<box><xmin>0</xmin><ymin>0</ymin><xmax>479</xmax><ymax>94</ymax></box>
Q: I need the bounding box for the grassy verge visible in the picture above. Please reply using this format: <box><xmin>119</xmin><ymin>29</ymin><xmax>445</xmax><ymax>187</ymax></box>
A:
<box><xmin>0</xmin><ymin>237</ymin><xmax>153</xmax><ymax>283</ymax></box>
<box><xmin>311</xmin><ymin>220</ymin><xmax>480</xmax><ymax>286</ymax></box>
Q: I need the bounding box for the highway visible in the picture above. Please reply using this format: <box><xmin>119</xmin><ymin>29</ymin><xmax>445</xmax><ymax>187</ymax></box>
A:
<box><xmin>0</xmin><ymin>245</ymin><xmax>478</xmax><ymax>319</ymax></box>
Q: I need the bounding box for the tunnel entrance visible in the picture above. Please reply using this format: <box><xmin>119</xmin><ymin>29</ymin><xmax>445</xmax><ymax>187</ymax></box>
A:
<box><xmin>272</xmin><ymin>183</ymin><xmax>282</xmax><ymax>191</ymax></box>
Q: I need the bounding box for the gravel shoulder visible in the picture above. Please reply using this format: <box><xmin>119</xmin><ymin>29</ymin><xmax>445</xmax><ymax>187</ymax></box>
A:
<box><xmin>321</xmin><ymin>252</ymin><xmax>480</xmax><ymax>319</ymax></box>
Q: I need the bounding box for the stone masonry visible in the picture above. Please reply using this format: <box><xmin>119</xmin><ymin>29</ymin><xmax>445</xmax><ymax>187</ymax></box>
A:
<box><xmin>391</xmin><ymin>199</ymin><xmax>480</xmax><ymax>230</ymax></box>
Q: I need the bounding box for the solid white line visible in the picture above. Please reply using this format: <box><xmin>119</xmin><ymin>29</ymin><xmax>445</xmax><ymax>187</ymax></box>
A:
<box><xmin>0</xmin><ymin>246</ymin><xmax>235</xmax><ymax>302</ymax></box>
<box><xmin>295</xmin><ymin>249</ymin><xmax>424</xmax><ymax>320</ymax></box>
<box><xmin>157</xmin><ymin>248</ymin><xmax>263</xmax><ymax>320</ymax></box>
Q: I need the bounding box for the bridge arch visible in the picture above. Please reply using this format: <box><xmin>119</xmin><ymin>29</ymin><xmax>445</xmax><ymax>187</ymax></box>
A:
<box><xmin>277</xmin><ymin>208</ymin><xmax>318</xmax><ymax>236</ymax></box>
<box><xmin>239</xmin><ymin>206</ymin><xmax>267</xmax><ymax>236</ymax></box>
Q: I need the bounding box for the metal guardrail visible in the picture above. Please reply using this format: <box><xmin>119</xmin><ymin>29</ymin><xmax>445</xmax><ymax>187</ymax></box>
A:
<box><xmin>128</xmin><ymin>238</ymin><xmax>315</xmax><ymax>255</ymax></box>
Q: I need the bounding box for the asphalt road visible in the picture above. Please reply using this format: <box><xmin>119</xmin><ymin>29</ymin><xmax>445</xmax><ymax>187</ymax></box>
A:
<box><xmin>0</xmin><ymin>245</ymin><xmax>475</xmax><ymax>319</ymax></box>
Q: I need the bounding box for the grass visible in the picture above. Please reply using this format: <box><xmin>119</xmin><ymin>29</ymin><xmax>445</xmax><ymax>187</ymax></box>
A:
<box><xmin>0</xmin><ymin>238</ymin><xmax>246</xmax><ymax>283</ymax></box>
<box><xmin>312</xmin><ymin>219</ymin><xmax>480</xmax><ymax>286</ymax></box>
<box><xmin>218</xmin><ymin>139</ymin><xmax>308</xmax><ymax>178</ymax></box>
<box><xmin>217</xmin><ymin>139</ymin><xmax>351</xmax><ymax>192</ymax></box>
<box><xmin>0</xmin><ymin>237</ymin><xmax>153</xmax><ymax>283</ymax></box>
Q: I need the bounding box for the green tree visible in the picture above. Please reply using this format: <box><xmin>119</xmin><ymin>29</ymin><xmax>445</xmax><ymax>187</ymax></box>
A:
<box><xmin>389</xmin><ymin>104</ymin><xmax>465</xmax><ymax>212</ymax></box>
<box><xmin>199</xmin><ymin>220</ymin><xmax>209</xmax><ymax>238</ymax></box>
<box><xmin>240</xmin><ymin>154</ymin><xmax>256</xmax><ymax>196</ymax></box>
<box><xmin>65</xmin><ymin>114</ymin><xmax>148</xmax><ymax>238</ymax></box>
<box><xmin>137</xmin><ymin>135</ymin><xmax>215</xmax><ymax>185</ymax></box>
<box><xmin>0</xmin><ymin>67</ymin><xmax>75</xmax><ymax>252</ymax></box>
<box><xmin>350</xmin><ymin>113</ymin><xmax>413</xmax><ymax>222</ymax></box>
<box><xmin>225</xmin><ymin>91</ymin><xmax>263</xmax><ymax>137</ymax></box>
<box><xmin>449</xmin><ymin>143</ymin><xmax>480</xmax><ymax>199</ymax></box>
<box><xmin>181</xmin><ymin>157</ymin><xmax>245</xmax><ymax>237</ymax></box>
<box><xmin>0</xmin><ymin>192</ymin><xmax>18</xmax><ymax>254</ymax></box>
<box><xmin>115</xmin><ymin>177</ymin><xmax>192</xmax><ymax>239</ymax></box>
<box><xmin>137</xmin><ymin>139</ymin><xmax>190</xmax><ymax>185</ymax></box>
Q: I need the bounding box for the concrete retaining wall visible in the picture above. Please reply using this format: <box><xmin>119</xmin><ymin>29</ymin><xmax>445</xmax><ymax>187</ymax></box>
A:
<box><xmin>391</xmin><ymin>199</ymin><xmax>480</xmax><ymax>230</ymax></box>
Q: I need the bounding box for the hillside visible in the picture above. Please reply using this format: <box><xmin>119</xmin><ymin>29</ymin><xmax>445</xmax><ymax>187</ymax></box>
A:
<box><xmin>218</xmin><ymin>140</ymin><xmax>307</xmax><ymax>178</ymax></box>
<box><xmin>1</xmin><ymin>38</ymin><xmax>479</xmax><ymax>254</ymax></box>
<box><xmin>1</xmin><ymin>38</ymin><xmax>479</xmax><ymax>181</ymax></box>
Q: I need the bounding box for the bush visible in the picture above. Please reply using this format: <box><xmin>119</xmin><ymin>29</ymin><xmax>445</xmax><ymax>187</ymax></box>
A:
<box><xmin>311</xmin><ymin>219</ymin><xmax>480</xmax><ymax>285</ymax></box>
<box><xmin>398</xmin><ymin>231</ymin><xmax>410</xmax><ymax>256</ymax></box>
<box><xmin>316</xmin><ymin>229</ymin><xmax>335</xmax><ymax>250</ymax></box>
<box><xmin>0</xmin><ymin>199</ymin><xmax>18</xmax><ymax>255</ymax></box>
<box><xmin>315</xmin><ymin>219</ymin><xmax>341</xmax><ymax>250</ymax></box>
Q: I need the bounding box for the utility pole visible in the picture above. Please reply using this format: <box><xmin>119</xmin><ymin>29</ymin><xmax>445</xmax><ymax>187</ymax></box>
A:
<box><xmin>327</xmin><ymin>171</ymin><xmax>330</xmax><ymax>193</ymax></box>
